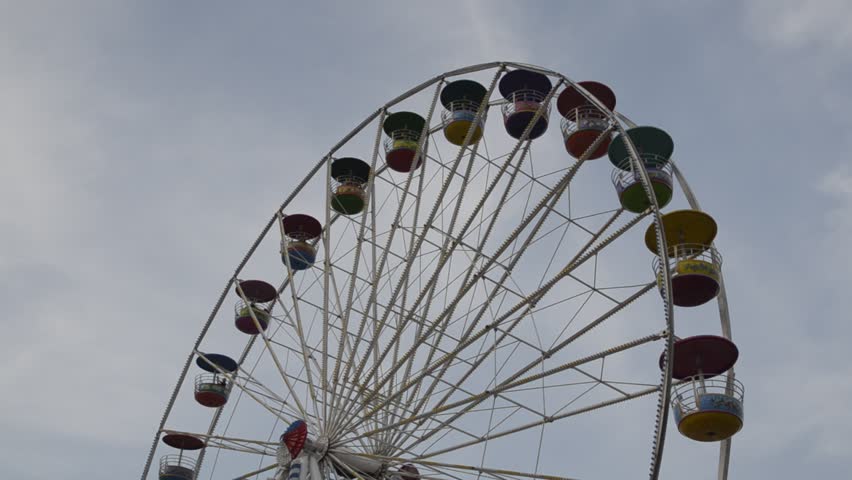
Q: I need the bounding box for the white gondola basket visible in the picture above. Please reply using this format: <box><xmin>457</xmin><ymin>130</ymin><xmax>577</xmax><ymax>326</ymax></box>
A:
<box><xmin>159</xmin><ymin>454</ymin><xmax>197</xmax><ymax>480</ymax></box>
<box><xmin>560</xmin><ymin>105</ymin><xmax>611</xmax><ymax>139</ymax></box>
<box><xmin>500</xmin><ymin>89</ymin><xmax>550</xmax><ymax>119</ymax></box>
<box><xmin>672</xmin><ymin>376</ymin><xmax>745</xmax><ymax>424</ymax></box>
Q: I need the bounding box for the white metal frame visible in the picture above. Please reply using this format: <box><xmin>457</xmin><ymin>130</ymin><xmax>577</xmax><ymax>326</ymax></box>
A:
<box><xmin>141</xmin><ymin>62</ymin><xmax>735</xmax><ymax>480</ymax></box>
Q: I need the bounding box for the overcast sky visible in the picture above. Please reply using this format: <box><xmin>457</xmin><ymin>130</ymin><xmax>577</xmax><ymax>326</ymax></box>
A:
<box><xmin>2</xmin><ymin>1</ymin><xmax>852</xmax><ymax>479</ymax></box>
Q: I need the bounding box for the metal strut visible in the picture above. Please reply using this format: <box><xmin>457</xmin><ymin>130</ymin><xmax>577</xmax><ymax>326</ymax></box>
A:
<box><xmin>145</xmin><ymin>62</ymin><xmax>719</xmax><ymax>480</ymax></box>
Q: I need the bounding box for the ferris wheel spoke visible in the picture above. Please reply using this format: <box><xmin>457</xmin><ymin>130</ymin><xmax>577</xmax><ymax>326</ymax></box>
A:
<box><xmin>321</xmin><ymin>154</ymin><xmax>337</xmax><ymax>428</ymax></box>
<box><xmin>349</xmin><ymin>375</ymin><xmax>491</xmax><ymax>455</ymax></box>
<box><xmin>346</xmin><ymin>141</ymin><xmax>473</xmax><ymax>408</ymax></box>
<box><xmin>305</xmin><ymin>252</ymin><xmax>351</xmax><ymax>356</ymax></box>
<box><xmin>335</xmin><ymin>249</ymin><xmax>445</xmax><ymax>374</ymax></box>
<box><xmin>371</xmin><ymin>229</ymin><xmax>627</xmax><ymax>443</ymax></box>
<box><xmin>471</xmin><ymin>148</ymin><xmax>560</xmax><ymax>204</ymax></box>
<box><xmin>547</xmin><ymin>381</ymin><xmax>602</xmax><ymax>419</ymax></box>
<box><xmin>495</xmin><ymin>206</ymin><xmax>604</xmax><ymax>273</ymax></box>
<box><xmin>330</xmin><ymin>107</ymin><xmax>386</xmax><ymax>435</ymax></box>
<box><xmin>194</xmin><ymin>351</ymin><xmax>298</xmax><ymax>427</ymax></box>
<box><xmin>325</xmin><ymin>265</ymin><xmax>348</xmax><ymax>336</ymax></box>
<box><xmin>425</xmin><ymin>149</ymin><xmax>492</xmax><ymax>229</ymax></box>
<box><xmin>410</xmin><ymin>332</ymin><xmax>664</xmax><ymax>454</ymax></box>
<box><xmin>353</xmin><ymin>148</ymin><xmax>587</xmax><ymax>430</ymax></box>
<box><xmin>344</xmin><ymin>126</ymin><xmax>556</xmax><ymax>437</ymax></box>
<box><xmin>240</xmin><ymin>377</ymin><xmax>301</xmax><ymax>413</ymax></box>
<box><xmin>330</xmin><ymin>261</ymin><xmax>376</xmax><ymax>291</ymax></box>
<box><xmin>335</xmin><ymin>81</ymin><xmax>443</xmax><ymax>429</ymax></box>
<box><xmin>233</xmin><ymin>463</ymin><xmax>279</xmax><ymax>479</ymax></box>
<box><xmin>401</xmin><ymin>135</ymin><xmax>528</xmax><ymax>315</ymax></box>
<box><xmin>334</xmin><ymin>452</ymin><xmax>582</xmax><ymax>480</ymax></box>
<box><xmin>235</xmin><ymin>284</ymin><xmax>314</xmax><ymax>421</ymax></box>
<box><xmin>527</xmin><ymin>213</ymin><xmax>625</xmax><ymax>328</ymax></box>
<box><xmin>381</xmin><ymin>348</ymin><xmax>548</xmax><ymax>451</ymax></box>
<box><xmin>241</xmin><ymin>343</ymin><xmax>322</xmax><ymax>407</ymax></box>
<box><xmin>423</xmin><ymin>124</ymin><xmax>620</xmax><ymax>356</ymax></box>
<box><xmin>500</xmin><ymin>281</ymin><xmax>656</xmax><ymax>391</ymax></box>
<box><xmin>394</xmin><ymin>147</ymin><xmax>535</xmax><ymax>421</ymax></box>
<box><xmin>393</xmin><ymin>381</ymin><xmax>546</xmax><ymax>449</ymax></box>
<box><xmin>402</xmin><ymin>339</ymin><xmax>574</xmax><ymax>454</ymax></box>
<box><xmin>349</xmin><ymin>68</ymin><xmax>509</xmax><ymax>393</ymax></box>
<box><xmin>530</xmin><ymin>211</ymin><xmax>594</xmax><ymax>296</ymax></box>
<box><xmin>371</xmin><ymin>154</ymin><xmax>432</xmax><ymax>453</ymax></box>
<box><xmin>333</xmin><ymin>328</ymin><xmax>528</xmax><ymax>451</ymax></box>
<box><xmin>332</xmin><ymin>300</ymin><xmax>542</xmax><ymax>442</ymax></box>
<box><xmin>423</xmin><ymin>153</ymin><xmax>475</xmax><ymax>186</ymax></box>
<box><xmin>348</xmin><ymin>327</ymin><xmax>664</xmax><ymax>450</ymax></box>
<box><xmin>271</xmin><ymin>303</ymin><xmax>328</xmax><ymax>397</ymax></box>
<box><xmin>250</xmin><ymin>362</ymin><xmax>324</xmax><ymax>432</ymax></box>
<box><xmin>340</xmin><ymin>288</ymin><xmax>490</xmax><ymax>436</ymax></box>
<box><xmin>372</xmin><ymin>169</ymin><xmax>429</xmax><ymax>210</ymax></box>
<box><xmin>526</xmin><ymin>288</ymin><xmax>592</xmax><ymax>317</ymax></box>
<box><xmin>238</xmin><ymin>364</ymin><xmax>312</xmax><ymax>420</ymax></box>
<box><xmin>420</xmin><ymin>383</ymin><xmax>661</xmax><ymax>460</ymax></box>
<box><xmin>383</xmin><ymin>152</ymin><xmax>431</xmax><ymax>387</ymax></box>
<box><xmin>396</xmin><ymin>144</ymin><xmax>487</xmax><ymax>399</ymax></box>
<box><xmin>571</xmin><ymin>363</ymin><xmax>630</xmax><ymax>397</ymax></box>
<box><xmin>333</xmin><ymin>73</ymin><xmax>505</xmax><ymax>438</ymax></box>
<box><xmin>423</xmin><ymin>226</ymin><xmax>524</xmax><ymax>297</ymax></box>
<box><xmin>388</xmin><ymin>292</ymin><xmax>480</xmax><ymax>450</ymax></box>
<box><xmin>278</xmin><ymin>231</ymin><xmax>324</xmax><ymax>419</ymax></box>
<box><xmin>565</xmin><ymin>271</ymin><xmax>621</xmax><ymax>304</ymax></box>
<box><xmin>326</xmin><ymin>295</ymin><xmax>470</xmax><ymax>365</ymax></box>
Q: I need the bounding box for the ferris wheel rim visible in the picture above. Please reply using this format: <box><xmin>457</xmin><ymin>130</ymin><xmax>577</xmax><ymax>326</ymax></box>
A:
<box><xmin>140</xmin><ymin>61</ymin><xmax>736</xmax><ymax>480</ymax></box>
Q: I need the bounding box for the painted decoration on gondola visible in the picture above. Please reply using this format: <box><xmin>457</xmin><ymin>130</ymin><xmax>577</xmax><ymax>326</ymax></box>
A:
<box><xmin>282</xmin><ymin>420</ymin><xmax>308</xmax><ymax>459</ymax></box>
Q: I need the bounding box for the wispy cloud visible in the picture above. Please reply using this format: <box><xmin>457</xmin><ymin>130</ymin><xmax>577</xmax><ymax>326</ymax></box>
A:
<box><xmin>818</xmin><ymin>164</ymin><xmax>852</xmax><ymax>272</ymax></box>
<box><xmin>746</xmin><ymin>0</ymin><xmax>852</xmax><ymax>52</ymax></box>
<box><xmin>3</xmin><ymin>2</ymin><xmax>852</xmax><ymax>479</ymax></box>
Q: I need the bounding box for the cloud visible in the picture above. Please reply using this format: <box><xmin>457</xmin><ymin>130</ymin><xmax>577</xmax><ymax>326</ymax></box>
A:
<box><xmin>819</xmin><ymin>164</ymin><xmax>852</xmax><ymax>197</ymax></box>
<box><xmin>4</xmin><ymin>2</ymin><xmax>852</xmax><ymax>479</ymax></box>
<box><xmin>817</xmin><ymin>164</ymin><xmax>852</xmax><ymax>273</ymax></box>
<box><xmin>746</xmin><ymin>0</ymin><xmax>852</xmax><ymax>52</ymax></box>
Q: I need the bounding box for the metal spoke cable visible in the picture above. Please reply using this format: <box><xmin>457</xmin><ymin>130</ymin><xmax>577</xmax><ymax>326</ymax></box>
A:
<box><xmin>342</xmin><ymin>69</ymin><xmax>504</xmax><ymax>423</ymax></box>
<box><xmin>332</xmin><ymin>81</ymin><xmax>445</xmax><ymax>434</ymax></box>
<box><xmin>343</xmin><ymin>82</ymin><xmax>566</xmax><ymax>436</ymax></box>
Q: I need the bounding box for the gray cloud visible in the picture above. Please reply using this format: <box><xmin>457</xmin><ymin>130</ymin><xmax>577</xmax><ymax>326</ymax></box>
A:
<box><xmin>2</xmin><ymin>1</ymin><xmax>850</xmax><ymax>479</ymax></box>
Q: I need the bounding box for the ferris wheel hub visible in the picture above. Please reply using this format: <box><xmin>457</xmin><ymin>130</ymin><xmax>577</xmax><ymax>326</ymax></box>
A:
<box><xmin>310</xmin><ymin>435</ymin><xmax>329</xmax><ymax>458</ymax></box>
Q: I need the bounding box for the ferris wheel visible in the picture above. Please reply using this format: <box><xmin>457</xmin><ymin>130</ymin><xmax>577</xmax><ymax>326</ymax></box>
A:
<box><xmin>142</xmin><ymin>62</ymin><xmax>744</xmax><ymax>480</ymax></box>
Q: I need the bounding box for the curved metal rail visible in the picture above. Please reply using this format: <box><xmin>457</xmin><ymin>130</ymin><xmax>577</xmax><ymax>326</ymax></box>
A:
<box><xmin>140</xmin><ymin>61</ymin><xmax>725</xmax><ymax>480</ymax></box>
